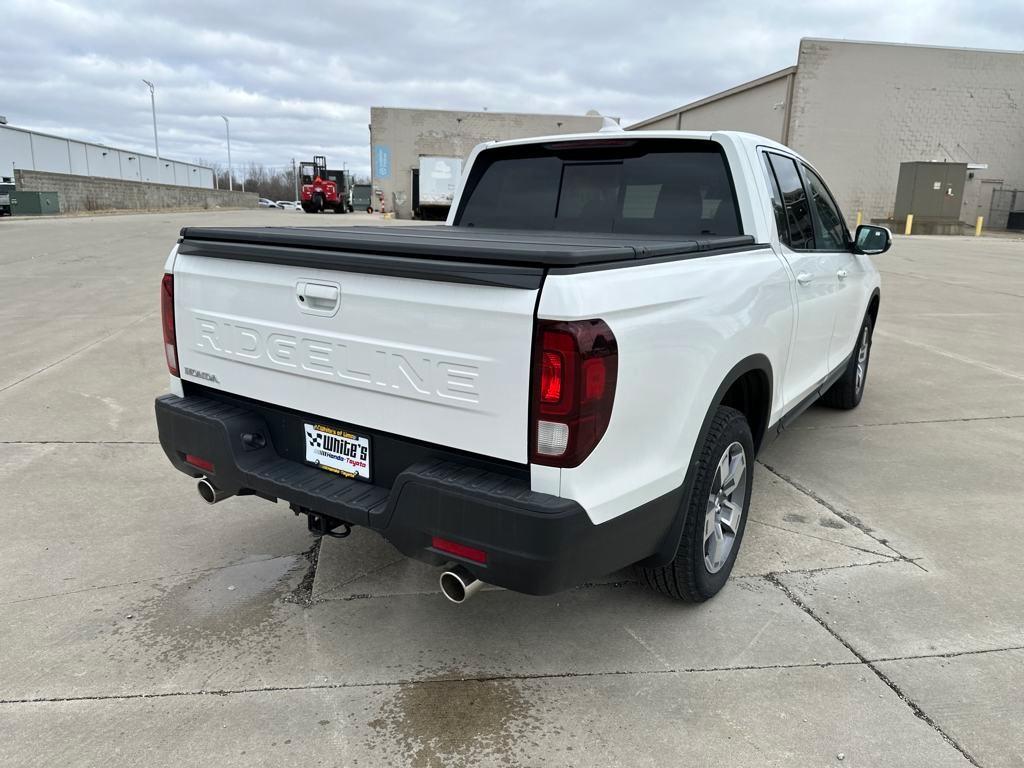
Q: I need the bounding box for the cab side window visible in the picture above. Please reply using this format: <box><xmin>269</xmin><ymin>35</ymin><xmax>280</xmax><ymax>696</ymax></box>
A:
<box><xmin>767</xmin><ymin>154</ymin><xmax>815</xmax><ymax>250</ymax></box>
<box><xmin>803</xmin><ymin>166</ymin><xmax>848</xmax><ymax>250</ymax></box>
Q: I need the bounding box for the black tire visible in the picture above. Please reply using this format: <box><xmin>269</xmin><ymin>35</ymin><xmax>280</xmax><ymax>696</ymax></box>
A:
<box><xmin>820</xmin><ymin>314</ymin><xmax>874</xmax><ymax>410</ymax></box>
<box><xmin>634</xmin><ymin>406</ymin><xmax>754</xmax><ymax>602</ymax></box>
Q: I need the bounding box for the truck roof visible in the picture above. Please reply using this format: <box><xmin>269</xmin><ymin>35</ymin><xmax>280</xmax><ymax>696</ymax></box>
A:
<box><xmin>474</xmin><ymin>129</ymin><xmax>807</xmax><ymax>164</ymax></box>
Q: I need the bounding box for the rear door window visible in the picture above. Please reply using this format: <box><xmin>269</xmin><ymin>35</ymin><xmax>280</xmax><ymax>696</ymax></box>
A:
<box><xmin>455</xmin><ymin>139</ymin><xmax>741</xmax><ymax>237</ymax></box>
<box><xmin>760</xmin><ymin>152</ymin><xmax>789</xmax><ymax>245</ymax></box>
<box><xmin>767</xmin><ymin>154</ymin><xmax>815</xmax><ymax>250</ymax></box>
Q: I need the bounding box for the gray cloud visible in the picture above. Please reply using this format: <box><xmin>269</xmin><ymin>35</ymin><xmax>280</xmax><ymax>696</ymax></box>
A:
<box><xmin>4</xmin><ymin>0</ymin><xmax>1021</xmax><ymax>175</ymax></box>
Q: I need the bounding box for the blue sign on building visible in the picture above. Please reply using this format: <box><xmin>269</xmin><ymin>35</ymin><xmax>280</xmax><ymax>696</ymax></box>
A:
<box><xmin>373</xmin><ymin>145</ymin><xmax>391</xmax><ymax>179</ymax></box>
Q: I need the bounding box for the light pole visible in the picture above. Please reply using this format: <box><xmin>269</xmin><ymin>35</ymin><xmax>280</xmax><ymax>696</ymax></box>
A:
<box><xmin>141</xmin><ymin>79</ymin><xmax>160</xmax><ymax>180</ymax></box>
<box><xmin>292</xmin><ymin>158</ymin><xmax>298</xmax><ymax>203</ymax></box>
<box><xmin>220</xmin><ymin>115</ymin><xmax>232</xmax><ymax>191</ymax></box>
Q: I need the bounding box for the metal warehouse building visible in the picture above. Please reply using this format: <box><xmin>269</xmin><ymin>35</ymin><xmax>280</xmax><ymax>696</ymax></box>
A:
<box><xmin>629</xmin><ymin>38</ymin><xmax>1024</xmax><ymax>231</ymax></box>
<box><xmin>369</xmin><ymin>107</ymin><xmax>611</xmax><ymax>219</ymax></box>
<box><xmin>0</xmin><ymin>123</ymin><xmax>214</xmax><ymax>187</ymax></box>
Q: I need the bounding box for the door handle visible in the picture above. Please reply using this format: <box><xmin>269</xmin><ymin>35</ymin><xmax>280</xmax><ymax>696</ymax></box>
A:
<box><xmin>296</xmin><ymin>281</ymin><xmax>341</xmax><ymax>315</ymax></box>
<box><xmin>796</xmin><ymin>272</ymin><xmax>814</xmax><ymax>285</ymax></box>
<box><xmin>837</xmin><ymin>269</ymin><xmax>849</xmax><ymax>281</ymax></box>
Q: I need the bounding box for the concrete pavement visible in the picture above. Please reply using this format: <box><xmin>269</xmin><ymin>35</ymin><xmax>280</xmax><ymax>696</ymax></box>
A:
<box><xmin>1</xmin><ymin>212</ymin><xmax>1021</xmax><ymax>767</ymax></box>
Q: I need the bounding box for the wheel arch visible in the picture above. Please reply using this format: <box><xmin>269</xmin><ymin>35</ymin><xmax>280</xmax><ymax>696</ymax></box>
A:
<box><xmin>867</xmin><ymin>288</ymin><xmax>881</xmax><ymax>327</ymax></box>
<box><xmin>638</xmin><ymin>353</ymin><xmax>774</xmax><ymax>569</ymax></box>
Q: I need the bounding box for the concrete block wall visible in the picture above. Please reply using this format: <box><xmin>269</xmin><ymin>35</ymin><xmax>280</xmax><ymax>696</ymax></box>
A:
<box><xmin>14</xmin><ymin>169</ymin><xmax>257</xmax><ymax>214</ymax></box>
<box><xmin>370</xmin><ymin>107</ymin><xmax>609</xmax><ymax>219</ymax></box>
<box><xmin>789</xmin><ymin>39</ymin><xmax>1024</xmax><ymax>227</ymax></box>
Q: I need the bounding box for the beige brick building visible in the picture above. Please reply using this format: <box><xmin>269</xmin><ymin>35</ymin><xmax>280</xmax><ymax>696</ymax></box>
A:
<box><xmin>629</xmin><ymin>39</ymin><xmax>1024</xmax><ymax>229</ymax></box>
<box><xmin>369</xmin><ymin>107</ymin><xmax>609</xmax><ymax>219</ymax></box>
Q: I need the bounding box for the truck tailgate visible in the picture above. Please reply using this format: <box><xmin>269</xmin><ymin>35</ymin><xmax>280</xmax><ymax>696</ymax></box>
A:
<box><xmin>171</xmin><ymin>249</ymin><xmax>538</xmax><ymax>463</ymax></box>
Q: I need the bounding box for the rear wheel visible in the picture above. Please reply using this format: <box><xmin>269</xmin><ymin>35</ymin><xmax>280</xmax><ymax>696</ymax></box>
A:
<box><xmin>820</xmin><ymin>315</ymin><xmax>873</xmax><ymax>410</ymax></box>
<box><xmin>635</xmin><ymin>406</ymin><xmax>754</xmax><ymax>601</ymax></box>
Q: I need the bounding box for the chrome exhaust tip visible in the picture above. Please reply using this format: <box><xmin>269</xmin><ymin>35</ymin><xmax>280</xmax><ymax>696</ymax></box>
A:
<box><xmin>439</xmin><ymin>565</ymin><xmax>484</xmax><ymax>604</ymax></box>
<box><xmin>197</xmin><ymin>478</ymin><xmax>233</xmax><ymax>505</ymax></box>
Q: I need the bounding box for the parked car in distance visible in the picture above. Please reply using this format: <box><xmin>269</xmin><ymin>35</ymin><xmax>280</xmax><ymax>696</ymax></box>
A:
<box><xmin>257</xmin><ymin>198</ymin><xmax>280</xmax><ymax>208</ymax></box>
<box><xmin>276</xmin><ymin>201</ymin><xmax>301</xmax><ymax>211</ymax></box>
<box><xmin>156</xmin><ymin>130</ymin><xmax>889</xmax><ymax>605</ymax></box>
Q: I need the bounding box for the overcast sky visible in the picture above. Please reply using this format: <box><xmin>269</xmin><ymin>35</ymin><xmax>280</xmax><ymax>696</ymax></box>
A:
<box><xmin>4</xmin><ymin>0</ymin><xmax>1022</xmax><ymax>176</ymax></box>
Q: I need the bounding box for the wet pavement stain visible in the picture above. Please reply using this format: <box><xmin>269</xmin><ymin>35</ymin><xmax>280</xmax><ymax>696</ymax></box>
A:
<box><xmin>112</xmin><ymin>553</ymin><xmax>307</xmax><ymax>665</ymax></box>
<box><xmin>368</xmin><ymin>674</ymin><xmax>539</xmax><ymax>768</ymax></box>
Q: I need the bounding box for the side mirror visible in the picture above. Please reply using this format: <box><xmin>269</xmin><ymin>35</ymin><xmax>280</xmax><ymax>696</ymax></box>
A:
<box><xmin>854</xmin><ymin>224</ymin><xmax>891</xmax><ymax>255</ymax></box>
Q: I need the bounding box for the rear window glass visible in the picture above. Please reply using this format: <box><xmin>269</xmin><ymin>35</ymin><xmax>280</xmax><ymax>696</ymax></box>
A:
<box><xmin>454</xmin><ymin>139</ymin><xmax>741</xmax><ymax>236</ymax></box>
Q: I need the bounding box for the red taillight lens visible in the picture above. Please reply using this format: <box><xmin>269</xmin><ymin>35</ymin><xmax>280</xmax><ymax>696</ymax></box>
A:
<box><xmin>540</xmin><ymin>351</ymin><xmax>563</xmax><ymax>403</ymax></box>
<box><xmin>530</xmin><ymin>319</ymin><xmax>617</xmax><ymax>468</ymax></box>
<box><xmin>185</xmin><ymin>454</ymin><xmax>215</xmax><ymax>473</ymax></box>
<box><xmin>431</xmin><ymin>536</ymin><xmax>487</xmax><ymax>564</ymax></box>
<box><xmin>160</xmin><ymin>273</ymin><xmax>178</xmax><ymax>376</ymax></box>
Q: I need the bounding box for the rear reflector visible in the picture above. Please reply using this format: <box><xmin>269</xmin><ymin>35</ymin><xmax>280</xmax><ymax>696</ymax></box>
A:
<box><xmin>530</xmin><ymin>319</ymin><xmax>617</xmax><ymax>468</ymax></box>
<box><xmin>160</xmin><ymin>273</ymin><xmax>178</xmax><ymax>376</ymax></box>
<box><xmin>431</xmin><ymin>536</ymin><xmax>487</xmax><ymax>564</ymax></box>
<box><xmin>184</xmin><ymin>454</ymin><xmax>215</xmax><ymax>473</ymax></box>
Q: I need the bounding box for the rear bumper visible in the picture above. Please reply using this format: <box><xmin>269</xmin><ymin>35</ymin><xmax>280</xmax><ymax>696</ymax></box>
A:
<box><xmin>155</xmin><ymin>393</ymin><xmax>681</xmax><ymax>595</ymax></box>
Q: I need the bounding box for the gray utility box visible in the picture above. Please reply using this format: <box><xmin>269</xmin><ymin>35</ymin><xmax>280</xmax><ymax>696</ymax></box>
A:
<box><xmin>10</xmin><ymin>191</ymin><xmax>60</xmax><ymax>215</ymax></box>
<box><xmin>893</xmin><ymin>162</ymin><xmax>967</xmax><ymax>235</ymax></box>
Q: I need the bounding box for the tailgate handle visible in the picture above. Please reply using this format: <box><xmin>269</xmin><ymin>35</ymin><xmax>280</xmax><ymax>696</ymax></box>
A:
<box><xmin>296</xmin><ymin>281</ymin><xmax>341</xmax><ymax>315</ymax></box>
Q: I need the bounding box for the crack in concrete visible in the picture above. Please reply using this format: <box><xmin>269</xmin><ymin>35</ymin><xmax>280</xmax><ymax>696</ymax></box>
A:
<box><xmin>758</xmin><ymin>462</ymin><xmax>927</xmax><ymax>572</ymax></box>
<box><xmin>868</xmin><ymin>645</ymin><xmax>1024</xmax><ymax>665</ymax></box>
<box><xmin>747</xmin><ymin>518</ymin><xmax>897</xmax><ymax>558</ymax></box>
<box><xmin>764</xmin><ymin>573</ymin><xmax>982</xmax><ymax>767</ymax></box>
<box><xmin>0</xmin><ymin>660</ymin><xmax>866</xmax><ymax>707</ymax></box>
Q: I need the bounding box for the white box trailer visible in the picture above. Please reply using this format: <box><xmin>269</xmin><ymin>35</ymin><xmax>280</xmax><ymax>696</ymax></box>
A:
<box><xmin>418</xmin><ymin>156</ymin><xmax>462</xmax><ymax>207</ymax></box>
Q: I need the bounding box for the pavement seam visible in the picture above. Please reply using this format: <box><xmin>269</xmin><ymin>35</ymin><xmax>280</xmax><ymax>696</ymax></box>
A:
<box><xmin>788</xmin><ymin>413</ymin><xmax>1024</xmax><ymax>431</ymax></box>
<box><xmin>758</xmin><ymin>462</ymin><xmax>926</xmax><ymax>571</ymax></box>
<box><xmin>0</xmin><ymin>310</ymin><xmax>157</xmax><ymax>394</ymax></box>
<box><xmin>0</xmin><ymin>440</ymin><xmax>160</xmax><ymax>445</ymax></box>
<box><xmin>0</xmin><ymin>660</ymin><xmax>867</xmax><ymax>706</ymax></box>
<box><xmin>875</xmin><ymin>330</ymin><xmax>1024</xmax><ymax>382</ymax></box>
<box><xmin>877</xmin><ymin>268</ymin><xmax>1024</xmax><ymax>300</ymax></box>
<box><xmin>764</xmin><ymin>573</ymin><xmax>982</xmax><ymax>767</ymax></box>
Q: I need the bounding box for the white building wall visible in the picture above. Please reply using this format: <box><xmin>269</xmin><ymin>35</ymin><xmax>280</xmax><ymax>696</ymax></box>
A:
<box><xmin>0</xmin><ymin>124</ymin><xmax>214</xmax><ymax>189</ymax></box>
<box><xmin>68</xmin><ymin>142</ymin><xmax>89</xmax><ymax>175</ymax></box>
<box><xmin>789</xmin><ymin>39</ymin><xmax>1024</xmax><ymax>225</ymax></box>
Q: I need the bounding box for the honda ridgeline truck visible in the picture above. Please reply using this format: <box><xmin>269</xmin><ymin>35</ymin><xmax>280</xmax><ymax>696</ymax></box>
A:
<box><xmin>155</xmin><ymin>131</ymin><xmax>889</xmax><ymax>603</ymax></box>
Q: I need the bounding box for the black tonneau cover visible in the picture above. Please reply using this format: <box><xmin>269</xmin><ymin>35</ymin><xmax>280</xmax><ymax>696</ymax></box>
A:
<box><xmin>177</xmin><ymin>225</ymin><xmax>757</xmax><ymax>289</ymax></box>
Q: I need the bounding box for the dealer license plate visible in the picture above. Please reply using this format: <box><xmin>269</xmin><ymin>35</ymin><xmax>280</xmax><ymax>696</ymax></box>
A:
<box><xmin>304</xmin><ymin>422</ymin><xmax>371</xmax><ymax>481</ymax></box>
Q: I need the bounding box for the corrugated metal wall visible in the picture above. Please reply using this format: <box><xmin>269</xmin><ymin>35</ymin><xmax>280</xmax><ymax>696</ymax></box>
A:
<box><xmin>0</xmin><ymin>124</ymin><xmax>214</xmax><ymax>188</ymax></box>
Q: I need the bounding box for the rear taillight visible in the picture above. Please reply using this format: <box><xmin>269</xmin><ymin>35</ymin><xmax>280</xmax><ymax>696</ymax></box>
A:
<box><xmin>530</xmin><ymin>319</ymin><xmax>617</xmax><ymax>468</ymax></box>
<box><xmin>161</xmin><ymin>273</ymin><xmax>178</xmax><ymax>376</ymax></box>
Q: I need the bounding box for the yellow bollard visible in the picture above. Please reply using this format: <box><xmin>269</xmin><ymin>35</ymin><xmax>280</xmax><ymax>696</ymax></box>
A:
<box><xmin>975</xmin><ymin>216</ymin><xmax>984</xmax><ymax>236</ymax></box>
<box><xmin>904</xmin><ymin>214</ymin><xmax>914</xmax><ymax>236</ymax></box>
<box><xmin>855</xmin><ymin>211</ymin><xmax>862</xmax><ymax>228</ymax></box>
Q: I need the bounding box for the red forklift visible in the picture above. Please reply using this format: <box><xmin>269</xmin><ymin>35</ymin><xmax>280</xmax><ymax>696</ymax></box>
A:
<box><xmin>299</xmin><ymin>156</ymin><xmax>350</xmax><ymax>213</ymax></box>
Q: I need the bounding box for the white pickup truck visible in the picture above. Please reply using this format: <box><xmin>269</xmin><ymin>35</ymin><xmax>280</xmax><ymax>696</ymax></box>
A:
<box><xmin>156</xmin><ymin>130</ymin><xmax>889</xmax><ymax>603</ymax></box>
